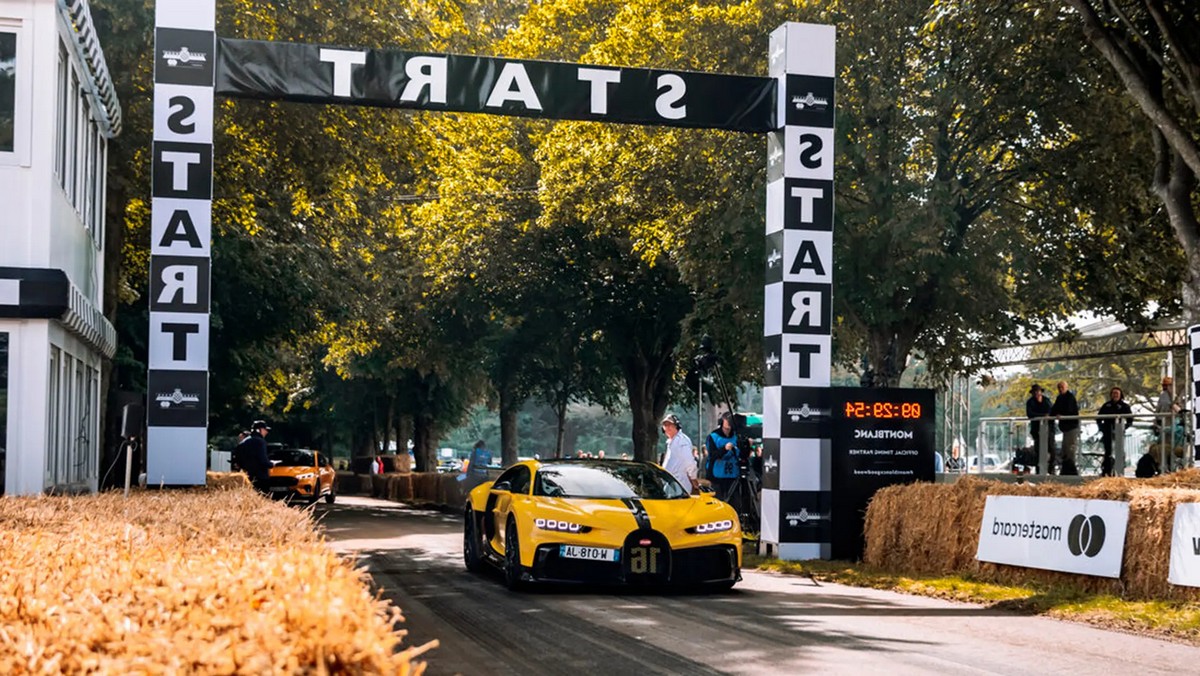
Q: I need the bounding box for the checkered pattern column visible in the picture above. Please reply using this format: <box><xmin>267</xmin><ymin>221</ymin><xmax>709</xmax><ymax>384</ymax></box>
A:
<box><xmin>762</xmin><ymin>23</ymin><xmax>836</xmax><ymax>561</ymax></box>
<box><xmin>146</xmin><ymin>1</ymin><xmax>216</xmax><ymax>485</ymax></box>
<box><xmin>1190</xmin><ymin>324</ymin><xmax>1200</xmax><ymax>466</ymax></box>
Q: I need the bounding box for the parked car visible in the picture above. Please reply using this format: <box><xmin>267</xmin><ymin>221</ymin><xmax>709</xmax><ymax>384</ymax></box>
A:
<box><xmin>267</xmin><ymin>448</ymin><xmax>336</xmax><ymax>503</ymax></box>
<box><xmin>968</xmin><ymin>454</ymin><xmax>1004</xmax><ymax>473</ymax></box>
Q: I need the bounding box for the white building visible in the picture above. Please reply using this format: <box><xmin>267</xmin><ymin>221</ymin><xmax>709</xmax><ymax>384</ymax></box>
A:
<box><xmin>0</xmin><ymin>0</ymin><xmax>120</xmax><ymax>495</ymax></box>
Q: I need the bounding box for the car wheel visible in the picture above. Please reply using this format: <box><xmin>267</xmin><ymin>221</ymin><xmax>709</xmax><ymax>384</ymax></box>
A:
<box><xmin>463</xmin><ymin>510</ymin><xmax>484</xmax><ymax>573</ymax></box>
<box><xmin>324</xmin><ymin>486</ymin><xmax>336</xmax><ymax>504</ymax></box>
<box><xmin>504</xmin><ymin>520</ymin><xmax>525</xmax><ymax>591</ymax></box>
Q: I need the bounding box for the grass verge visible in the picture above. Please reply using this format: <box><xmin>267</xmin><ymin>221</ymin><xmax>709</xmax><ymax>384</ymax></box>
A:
<box><xmin>744</xmin><ymin>554</ymin><xmax>1200</xmax><ymax>645</ymax></box>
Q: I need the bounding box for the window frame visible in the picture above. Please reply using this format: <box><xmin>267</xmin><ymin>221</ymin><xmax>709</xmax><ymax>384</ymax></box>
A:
<box><xmin>0</xmin><ymin>20</ymin><xmax>30</xmax><ymax>166</ymax></box>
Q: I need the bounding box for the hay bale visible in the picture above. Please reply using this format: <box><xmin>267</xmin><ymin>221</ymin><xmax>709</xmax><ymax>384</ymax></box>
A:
<box><xmin>863</xmin><ymin>476</ymin><xmax>1200</xmax><ymax>601</ymax></box>
<box><xmin>388</xmin><ymin>474</ymin><xmax>413</xmax><ymax>502</ymax></box>
<box><xmin>371</xmin><ymin>474</ymin><xmax>390</xmax><ymax>498</ymax></box>
<box><xmin>411</xmin><ymin>473</ymin><xmax>439</xmax><ymax>504</ymax></box>
<box><xmin>0</xmin><ymin>487</ymin><xmax>431</xmax><ymax>672</ymax></box>
<box><xmin>206</xmin><ymin>471</ymin><xmax>249</xmax><ymax>490</ymax></box>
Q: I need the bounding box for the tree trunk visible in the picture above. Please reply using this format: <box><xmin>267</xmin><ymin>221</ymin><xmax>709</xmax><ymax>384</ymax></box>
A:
<box><xmin>1151</xmin><ymin>134</ymin><xmax>1200</xmax><ymax>323</ymax></box>
<box><xmin>554</xmin><ymin>398</ymin><xmax>568</xmax><ymax>459</ymax></box>
<box><xmin>396</xmin><ymin>414</ymin><xmax>413</xmax><ymax>458</ymax></box>
<box><xmin>499</xmin><ymin>387</ymin><xmax>520</xmax><ymax>467</ymax></box>
<box><xmin>624</xmin><ymin>358</ymin><xmax>673</xmax><ymax>462</ymax></box>
<box><xmin>411</xmin><ymin>415</ymin><xmax>438</xmax><ymax>472</ymax></box>
<box><xmin>380</xmin><ymin>396</ymin><xmax>393</xmax><ymax>455</ymax></box>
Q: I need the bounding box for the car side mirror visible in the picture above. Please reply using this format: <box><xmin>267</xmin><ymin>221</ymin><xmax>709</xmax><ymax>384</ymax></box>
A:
<box><xmin>698</xmin><ymin>484</ymin><xmax>715</xmax><ymax>494</ymax></box>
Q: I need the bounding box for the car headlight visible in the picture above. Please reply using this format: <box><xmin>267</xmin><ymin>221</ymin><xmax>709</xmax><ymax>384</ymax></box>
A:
<box><xmin>687</xmin><ymin>519</ymin><xmax>735</xmax><ymax>534</ymax></box>
<box><xmin>534</xmin><ymin>518</ymin><xmax>591</xmax><ymax>533</ymax></box>
<box><xmin>296</xmin><ymin>472</ymin><xmax>316</xmax><ymax>480</ymax></box>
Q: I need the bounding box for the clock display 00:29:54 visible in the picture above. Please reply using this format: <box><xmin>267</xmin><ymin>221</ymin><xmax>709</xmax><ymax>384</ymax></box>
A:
<box><xmin>842</xmin><ymin>401</ymin><xmax>922</xmax><ymax>419</ymax></box>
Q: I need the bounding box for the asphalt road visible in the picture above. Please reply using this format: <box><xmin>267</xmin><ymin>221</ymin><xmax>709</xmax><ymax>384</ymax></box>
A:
<box><xmin>316</xmin><ymin>496</ymin><xmax>1198</xmax><ymax>675</ymax></box>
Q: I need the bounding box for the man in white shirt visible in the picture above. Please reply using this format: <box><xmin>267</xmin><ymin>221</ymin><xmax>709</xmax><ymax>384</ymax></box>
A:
<box><xmin>660</xmin><ymin>414</ymin><xmax>698</xmax><ymax>494</ymax></box>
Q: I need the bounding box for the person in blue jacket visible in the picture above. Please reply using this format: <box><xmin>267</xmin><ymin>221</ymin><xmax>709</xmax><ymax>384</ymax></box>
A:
<box><xmin>704</xmin><ymin>413</ymin><xmax>746</xmax><ymax>501</ymax></box>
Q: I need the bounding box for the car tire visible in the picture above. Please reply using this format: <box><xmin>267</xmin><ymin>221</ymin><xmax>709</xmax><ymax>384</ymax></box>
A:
<box><xmin>504</xmin><ymin>520</ymin><xmax>525</xmax><ymax>591</ymax></box>
<box><xmin>463</xmin><ymin>510</ymin><xmax>484</xmax><ymax>573</ymax></box>
<box><xmin>325</xmin><ymin>487</ymin><xmax>336</xmax><ymax>504</ymax></box>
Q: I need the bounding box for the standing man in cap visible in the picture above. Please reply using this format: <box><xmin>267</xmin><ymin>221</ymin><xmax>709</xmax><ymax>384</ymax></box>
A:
<box><xmin>660</xmin><ymin>414</ymin><xmax>699</xmax><ymax>494</ymax></box>
<box><xmin>1025</xmin><ymin>384</ymin><xmax>1053</xmax><ymax>472</ymax></box>
<box><xmin>1097</xmin><ymin>387</ymin><xmax>1133</xmax><ymax>476</ymax></box>
<box><xmin>1051</xmin><ymin>381</ymin><xmax>1081</xmax><ymax>475</ymax></box>
<box><xmin>240</xmin><ymin>420</ymin><xmax>272</xmax><ymax>494</ymax></box>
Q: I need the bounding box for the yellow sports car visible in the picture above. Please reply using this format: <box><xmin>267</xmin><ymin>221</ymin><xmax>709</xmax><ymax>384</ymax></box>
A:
<box><xmin>463</xmin><ymin>459</ymin><xmax>742</xmax><ymax>590</ymax></box>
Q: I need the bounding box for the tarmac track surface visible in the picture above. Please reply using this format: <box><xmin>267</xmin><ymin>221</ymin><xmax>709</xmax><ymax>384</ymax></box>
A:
<box><xmin>317</xmin><ymin>496</ymin><xmax>1199</xmax><ymax>675</ymax></box>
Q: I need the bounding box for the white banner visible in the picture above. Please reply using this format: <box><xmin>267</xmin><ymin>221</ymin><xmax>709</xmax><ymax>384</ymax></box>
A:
<box><xmin>1169</xmin><ymin>502</ymin><xmax>1200</xmax><ymax>587</ymax></box>
<box><xmin>976</xmin><ymin>495</ymin><xmax>1129</xmax><ymax>578</ymax></box>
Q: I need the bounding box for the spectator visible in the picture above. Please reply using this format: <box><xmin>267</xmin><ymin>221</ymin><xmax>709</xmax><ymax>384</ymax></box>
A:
<box><xmin>945</xmin><ymin>444</ymin><xmax>966</xmax><ymax>473</ymax></box>
<box><xmin>1136</xmin><ymin>446</ymin><xmax>1161</xmax><ymax>478</ymax></box>
<box><xmin>458</xmin><ymin>440</ymin><xmax>493</xmax><ymax>491</ymax></box>
<box><xmin>1097</xmin><ymin>387</ymin><xmax>1133</xmax><ymax>476</ymax></box>
<box><xmin>660</xmin><ymin>414</ymin><xmax>698</xmax><ymax>494</ymax></box>
<box><xmin>704</xmin><ymin>412</ymin><xmax>745</xmax><ymax>500</ymax></box>
<box><xmin>1025</xmin><ymin>384</ymin><xmax>1052</xmax><ymax>469</ymax></box>
<box><xmin>239</xmin><ymin>420</ymin><xmax>271</xmax><ymax>494</ymax></box>
<box><xmin>1155</xmin><ymin>376</ymin><xmax>1180</xmax><ymax>470</ymax></box>
<box><xmin>934</xmin><ymin>450</ymin><xmax>944</xmax><ymax>473</ymax></box>
<box><xmin>1051</xmin><ymin>381</ymin><xmax>1080</xmax><ymax>475</ymax></box>
<box><xmin>597</xmin><ymin>450</ymin><xmax>606</xmax><ymax>460</ymax></box>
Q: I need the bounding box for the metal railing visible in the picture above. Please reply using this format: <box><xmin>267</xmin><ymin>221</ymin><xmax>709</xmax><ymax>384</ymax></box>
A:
<box><xmin>973</xmin><ymin>412</ymin><xmax>1193</xmax><ymax>477</ymax></box>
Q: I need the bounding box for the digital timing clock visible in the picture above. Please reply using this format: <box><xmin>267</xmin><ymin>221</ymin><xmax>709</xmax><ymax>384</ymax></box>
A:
<box><xmin>841</xmin><ymin>400</ymin><xmax>923</xmax><ymax>419</ymax></box>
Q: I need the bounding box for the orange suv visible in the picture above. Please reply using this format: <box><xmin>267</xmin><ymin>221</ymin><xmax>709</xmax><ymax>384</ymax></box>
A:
<box><xmin>267</xmin><ymin>448</ymin><xmax>336</xmax><ymax>504</ymax></box>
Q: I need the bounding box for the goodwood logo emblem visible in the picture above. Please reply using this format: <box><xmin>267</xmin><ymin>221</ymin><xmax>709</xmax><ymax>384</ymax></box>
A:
<box><xmin>787</xmin><ymin>404</ymin><xmax>813</xmax><ymax>422</ymax></box>
<box><xmin>156</xmin><ymin>388</ymin><xmax>200</xmax><ymax>409</ymax></box>
<box><xmin>163</xmin><ymin>47</ymin><xmax>207</xmax><ymax>68</ymax></box>
<box><xmin>765</xmin><ymin>352</ymin><xmax>780</xmax><ymax>370</ymax></box>
<box><xmin>763</xmin><ymin>455</ymin><xmax>778</xmax><ymax>474</ymax></box>
<box><xmin>786</xmin><ymin>508</ymin><xmax>823</xmax><ymax>527</ymax></box>
<box><xmin>792</xmin><ymin>92</ymin><xmax>829</xmax><ymax>110</ymax></box>
<box><xmin>1067</xmin><ymin>514</ymin><xmax>1106</xmax><ymax>557</ymax></box>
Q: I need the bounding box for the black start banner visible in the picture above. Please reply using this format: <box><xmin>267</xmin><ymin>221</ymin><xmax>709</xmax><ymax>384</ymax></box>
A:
<box><xmin>215</xmin><ymin>38</ymin><xmax>777</xmax><ymax>133</ymax></box>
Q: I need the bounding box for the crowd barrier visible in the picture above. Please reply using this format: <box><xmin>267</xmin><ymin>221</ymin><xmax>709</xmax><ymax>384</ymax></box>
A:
<box><xmin>863</xmin><ymin>470</ymin><xmax>1200</xmax><ymax>600</ymax></box>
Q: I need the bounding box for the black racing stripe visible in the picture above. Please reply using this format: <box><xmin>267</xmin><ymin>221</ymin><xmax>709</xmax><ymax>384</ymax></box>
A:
<box><xmin>621</xmin><ymin>498</ymin><xmax>652</xmax><ymax>530</ymax></box>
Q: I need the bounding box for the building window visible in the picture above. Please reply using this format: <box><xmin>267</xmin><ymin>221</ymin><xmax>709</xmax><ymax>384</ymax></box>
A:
<box><xmin>55</xmin><ymin>41</ymin><xmax>67</xmax><ymax>178</ymax></box>
<box><xmin>0</xmin><ymin>31</ymin><xmax>15</xmax><ymax>153</ymax></box>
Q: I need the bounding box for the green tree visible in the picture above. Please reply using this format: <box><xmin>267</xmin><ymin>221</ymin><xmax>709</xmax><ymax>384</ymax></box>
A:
<box><xmin>1063</xmin><ymin>0</ymin><xmax>1200</xmax><ymax>322</ymax></box>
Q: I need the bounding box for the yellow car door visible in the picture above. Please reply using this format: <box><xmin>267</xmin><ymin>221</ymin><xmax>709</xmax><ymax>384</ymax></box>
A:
<box><xmin>487</xmin><ymin>465</ymin><xmax>532</xmax><ymax>554</ymax></box>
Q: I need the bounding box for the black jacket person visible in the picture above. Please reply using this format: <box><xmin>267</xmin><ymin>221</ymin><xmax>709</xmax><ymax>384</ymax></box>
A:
<box><xmin>240</xmin><ymin>420</ymin><xmax>272</xmax><ymax>492</ymax></box>
<box><xmin>1025</xmin><ymin>385</ymin><xmax>1052</xmax><ymax>457</ymax></box>
<box><xmin>1097</xmin><ymin>388</ymin><xmax>1133</xmax><ymax>475</ymax></box>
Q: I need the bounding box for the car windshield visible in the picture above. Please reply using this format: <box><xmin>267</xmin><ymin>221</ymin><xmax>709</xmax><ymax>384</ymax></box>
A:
<box><xmin>270</xmin><ymin>449</ymin><xmax>315</xmax><ymax>467</ymax></box>
<box><xmin>534</xmin><ymin>462</ymin><xmax>689</xmax><ymax>500</ymax></box>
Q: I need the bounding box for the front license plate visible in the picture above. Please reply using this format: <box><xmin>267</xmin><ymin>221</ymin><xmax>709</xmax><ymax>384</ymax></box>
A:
<box><xmin>560</xmin><ymin>545</ymin><xmax>619</xmax><ymax>562</ymax></box>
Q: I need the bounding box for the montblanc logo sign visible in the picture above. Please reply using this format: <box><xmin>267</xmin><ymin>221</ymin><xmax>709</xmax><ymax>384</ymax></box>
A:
<box><xmin>1067</xmin><ymin>514</ymin><xmax>1106</xmax><ymax>557</ymax></box>
<box><xmin>976</xmin><ymin>496</ymin><xmax>1128</xmax><ymax>579</ymax></box>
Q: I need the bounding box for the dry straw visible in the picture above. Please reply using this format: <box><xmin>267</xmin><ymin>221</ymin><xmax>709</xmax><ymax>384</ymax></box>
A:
<box><xmin>0</xmin><ymin>477</ymin><xmax>434</xmax><ymax>673</ymax></box>
<box><xmin>863</xmin><ymin>470</ymin><xmax>1200</xmax><ymax>600</ymax></box>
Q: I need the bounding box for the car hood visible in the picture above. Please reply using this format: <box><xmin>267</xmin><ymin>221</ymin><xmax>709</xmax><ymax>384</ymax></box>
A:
<box><xmin>536</xmin><ymin>495</ymin><xmax>732</xmax><ymax>532</ymax></box>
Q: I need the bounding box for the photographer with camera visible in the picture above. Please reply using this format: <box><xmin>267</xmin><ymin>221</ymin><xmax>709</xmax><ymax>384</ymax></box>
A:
<box><xmin>705</xmin><ymin>412</ymin><xmax>747</xmax><ymax>501</ymax></box>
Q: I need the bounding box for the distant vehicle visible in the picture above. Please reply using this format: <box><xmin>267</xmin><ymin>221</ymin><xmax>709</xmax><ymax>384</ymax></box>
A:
<box><xmin>267</xmin><ymin>448</ymin><xmax>336</xmax><ymax>503</ymax></box>
<box><xmin>437</xmin><ymin>459</ymin><xmax>464</xmax><ymax>474</ymax></box>
<box><xmin>968</xmin><ymin>454</ymin><xmax>1004</xmax><ymax>473</ymax></box>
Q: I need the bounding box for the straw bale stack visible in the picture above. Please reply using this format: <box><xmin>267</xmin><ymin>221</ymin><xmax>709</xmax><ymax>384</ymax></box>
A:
<box><xmin>206</xmin><ymin>471</ymin><xmax>250</xmax><ymax>490</ymax></box>
<box><xmin>410</xmin><ymin>473</ymin><xmax>440</xmax><ymax>504</ymax></box>
<box><xmin>863</xmin><ymin>476</ymin><xmax>1200</xmax><ymax>600</ymax></box>
<box><xmin>387</xmin><ymin>474</ymin><xmax>413</xmax><ymax>502</ymax></box>
<box><xmin>371</xmin><ymin>474</ymin><xmax>390</xmax><ymax>498</ymax></box>
<box><xmin>0</xmin><ymin>487</ymin><xmax>433</xmax><ymax>673</ymax></box>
